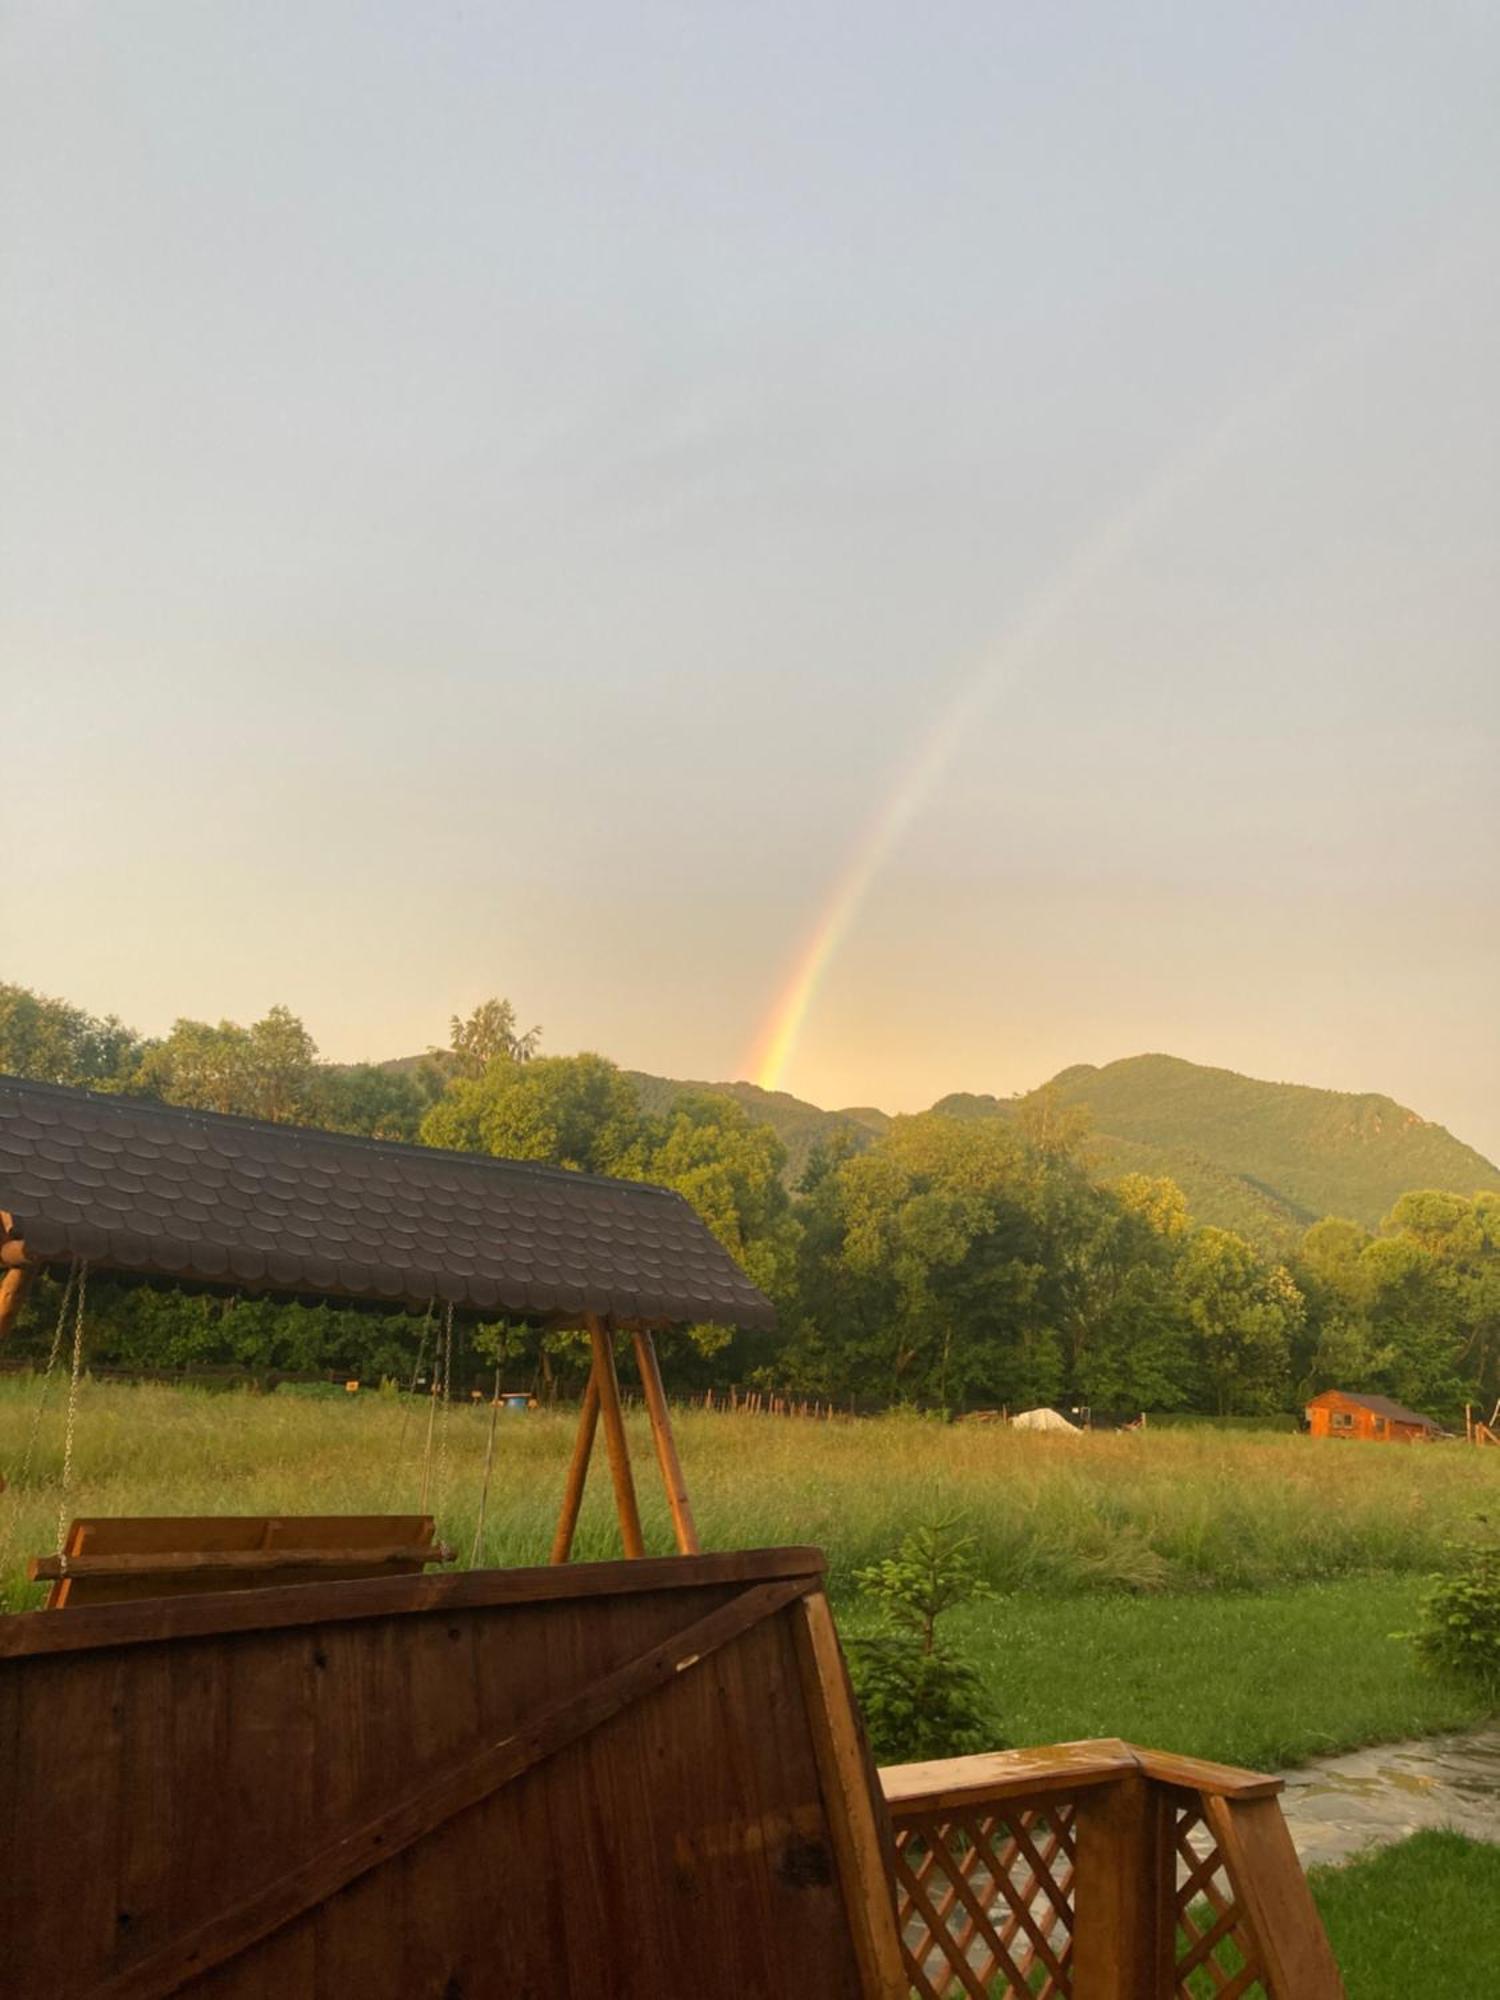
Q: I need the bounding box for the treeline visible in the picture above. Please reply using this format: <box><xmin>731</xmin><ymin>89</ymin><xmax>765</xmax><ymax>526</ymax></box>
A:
<box><xmin>3</xmin><ymin>985</ymin><xmax>1497</xmax><ymax>1423</ymax></box>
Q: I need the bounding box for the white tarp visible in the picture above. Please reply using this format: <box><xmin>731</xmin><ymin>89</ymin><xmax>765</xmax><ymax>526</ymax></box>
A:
<box><xmin>1010</xmin><ymin>1406</ymin><xmax>1082</xmax><ymax>1434</ymax></box>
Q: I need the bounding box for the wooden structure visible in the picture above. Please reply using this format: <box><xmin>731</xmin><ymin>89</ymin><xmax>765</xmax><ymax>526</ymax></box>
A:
<box><xmin>882</xmin><ymin>1739</ymin><xmax>1344</xmax><ymax>1999</ymax></box>
<box><xmin>29</xmin><ymin>1514</ymin><xmax>454</xmax><ymax>1607</ymax></box>
<box><xmin>0</xmin><ymin>1547</ymin><xmax>909</xmax><ymax>1999</ymax></box>
<box><xmin>1305</xmin><ymin>1389</ymin><xmax>1437</xmax><ymax>1443</ymax></box>
<box><xmin>0</xmin><ymin>1077</ymin><xmax>777</xmax><ymax>1558</ymax></box>
<box><xmin>0</xmin><ymin>1554</ymin><xmax>1343</xmax><ymax>1999</ymax></box>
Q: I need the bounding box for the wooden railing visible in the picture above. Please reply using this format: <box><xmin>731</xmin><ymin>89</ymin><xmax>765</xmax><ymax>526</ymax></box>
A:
<box><xmin>879</xmin><ymin>1738</ymin><xmax>1344</xmax><ymax>1999</ymax></box>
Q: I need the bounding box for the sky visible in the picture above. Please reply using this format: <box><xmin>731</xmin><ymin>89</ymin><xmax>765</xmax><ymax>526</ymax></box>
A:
<box><xmin>3</xmin><ymin>4</ymin><xmax>1498</xmax><ymax>1158</ymax></box>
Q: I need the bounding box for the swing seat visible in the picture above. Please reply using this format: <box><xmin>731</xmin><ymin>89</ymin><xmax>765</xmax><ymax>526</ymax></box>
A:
<box><xmin>27</xmin><ymin>1514</ymin><xmax>455</xmax><ymax>1608</ymax></box>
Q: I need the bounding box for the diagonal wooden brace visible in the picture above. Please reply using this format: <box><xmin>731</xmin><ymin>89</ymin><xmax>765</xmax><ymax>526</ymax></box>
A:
<box><xmin>92</xmin><ymin>1575</ymin><xmax>816</xmax><ymax>2000</ymax></box>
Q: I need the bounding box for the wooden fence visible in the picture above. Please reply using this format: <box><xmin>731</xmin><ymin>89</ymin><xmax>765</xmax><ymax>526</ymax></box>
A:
<box><xmin>880</xmin><ymin>1739</ymin><xmax>1343</xmax><ymax>1999</ymax></box>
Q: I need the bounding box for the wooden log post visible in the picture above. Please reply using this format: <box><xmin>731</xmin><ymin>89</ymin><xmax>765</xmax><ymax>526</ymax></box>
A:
<box><xmin>631</xmin><ymin>1328</ymin><xmax>701</xmax><ymax>1556</ymax></box>
<box><xmin>587</xmin><ymin>1313</ymin><xmax>646</xmax><ymax>1560</ymax></box>
<box><xmin>549</xmin><ymin>1372</ymin><xmax>601</xmax><ymax>1565</ymax></box>
<box><xmin>1071</xmin><ymin>1773</ymin><xmax>1174</xmax><ymax>2000</ymax></box>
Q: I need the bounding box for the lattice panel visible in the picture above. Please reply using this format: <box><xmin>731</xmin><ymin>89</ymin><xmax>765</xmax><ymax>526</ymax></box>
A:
<box><xmin>1171</xmin><ymin>1799</ymin><xmax>1268</xmax><ymax>1999</ymax></box>
<box><xmin>891</xmin><ymin>1798</ymin><xmax>1076</xmax><ymax>1999</ymax></box>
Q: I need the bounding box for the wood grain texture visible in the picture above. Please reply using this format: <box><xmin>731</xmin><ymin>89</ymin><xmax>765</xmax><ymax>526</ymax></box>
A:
<box><xmin>0</xmin><ymin>1551</ymin><xmax>893</xmax><ymax>2000</ymax></box>
<box><xmin>0</xmin><ymin>1544</ymin><xmax>826</xmax><ymax>1658</ymax></box>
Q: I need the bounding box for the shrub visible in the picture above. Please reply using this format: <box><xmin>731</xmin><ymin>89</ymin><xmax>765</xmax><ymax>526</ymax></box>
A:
<box><xmin>1414</xmin><ymin>1529</ymin><xmax>1500</xmax><ymax>1692</ymax></box>
<box><xmin>846</xmin><ymin>1516</ymin><xmax>1001</xmax><ymax>1763</ymax></box>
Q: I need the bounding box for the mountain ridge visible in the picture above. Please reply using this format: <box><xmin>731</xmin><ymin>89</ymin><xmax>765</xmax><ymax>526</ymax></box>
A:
<box><xmin>628</xmin><ymin>1052</ymin><xmax>1500</xmax><ymax>1249</ymax></box>
<box><xmin>377</xmin><ymin>1044</ymin><xmax>1499</xmax><ymax>1251</ymax></box>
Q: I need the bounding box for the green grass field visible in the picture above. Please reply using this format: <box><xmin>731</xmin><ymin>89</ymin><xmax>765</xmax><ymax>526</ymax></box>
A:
<box><xmin>3</xmin><ymin>1376</ymin><xmax>1496</xmax><ymax>1771</ymax></box>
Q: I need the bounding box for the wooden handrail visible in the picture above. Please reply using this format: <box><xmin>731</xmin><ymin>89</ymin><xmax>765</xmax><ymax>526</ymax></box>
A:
<box><xmin>880</xmin><ymin>1738</ymin><xmax>1281</xmax><ymax>1814</ymax></box>
<box><xmin>879</xmin><ymin>1737</ymin><xmax>1343</xmax><ymax>1999</ymax></box>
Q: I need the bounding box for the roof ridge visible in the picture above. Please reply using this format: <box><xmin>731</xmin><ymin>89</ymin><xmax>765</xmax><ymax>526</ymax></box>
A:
<box><xmin>0</xmin><ymin>1074</ymin><xmax>683</xmax><ymax>1202</ymax></box>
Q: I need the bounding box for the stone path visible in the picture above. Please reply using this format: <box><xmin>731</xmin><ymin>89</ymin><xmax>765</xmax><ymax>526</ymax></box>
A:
<box><xmin>1276</xmin><ymin>1728</ymin><xmax>1500</xmax><ymax>1869</ymax></box>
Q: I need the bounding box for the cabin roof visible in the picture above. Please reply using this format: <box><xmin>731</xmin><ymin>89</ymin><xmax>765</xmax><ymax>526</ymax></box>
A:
<box><xmin>0</xmin><ymin>1076</ymin><xmax>776</xmax><ymax>1330</ymax></box>
<box><xmin>1306</xmin><ymin>1388</ymin><xmax>1436</xmax><ymax>1428</ymax></box>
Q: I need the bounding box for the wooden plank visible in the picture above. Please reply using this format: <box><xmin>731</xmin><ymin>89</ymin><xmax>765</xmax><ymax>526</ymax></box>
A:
<box><xmin>881</xmin><ymin>1740</ymin><xmax>1138</xmax><ymax>1814</ymax></box>
<box><xmin>1135</xmin><ymin>1746</ymin><xmax>1283</xmax><ymax>1801</ymax></box>
<box><xmin>29</xmin><ymin>1544</ymin><xmax>449</xmax><ymax>1581</ymax></box>
<box><xmin>1203</xmin><ymin>1793</ymin><xmax>1346</xmax><ymax>1998</ymax></box>
<box><xmin>92</xmin><ymin>1576</ymin><xmax>815</xmax><ymax>1998</ymax></box>
<box><xmin>387</xmin><ymin>1577</ymin><xmax>487</xmax><ymax>1998</ymax></box>
<box><xmin>790</xmin><ymin>1589</ymin><xmax>908</xmax><ymax>1999</ymax></box>
<box><xmin>0</xmin><ymin>1545</ymin><xmax>827</xmax><ymax>1658</ymax></box>
<box><xmin>632</xmin><ymin>1327</ymin><xmax>701</xmax><ymax>1554</ymax></box>
<box><xmin>3</xmin><ymin>1652</ymin><xmax>125</xmax><ymax>1991</ymax></box>
<box><xmin>588</xmin><ymin>1314</ymin><xmax>646</xmax><ymax>1558</ymax></box>
<box><xmin>549</xmin><ymin>1370</ymin><xmax>600</xmax><ymax>1563</ymax></box>
<box><xmin>50</xmin><ymin>1514</ymin><xmax>435</xmax><ymax>1554</ymax></box>
<box><xmin>296</xmin><ymin>1608</ymin><xmax>417</xmax><ymax>2000</ymax></box>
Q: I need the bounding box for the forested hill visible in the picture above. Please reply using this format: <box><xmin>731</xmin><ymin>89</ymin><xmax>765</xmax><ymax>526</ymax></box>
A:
<box><xmin>629</xmin><ymin>1053</ymin><xmax>1499</xmax><ymax>1249</ymax></box>
<box><xmin>932</xmin><ymin>1054</ymin><xmax>1500</xmax><ymax>1247</ymax></box>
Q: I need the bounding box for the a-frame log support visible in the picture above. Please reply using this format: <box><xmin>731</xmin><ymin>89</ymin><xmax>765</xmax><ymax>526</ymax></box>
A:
<box><xmin>0</xmin><ymin>1219</ymin><xmax>32</xmax><ymax>1339</ymax></box>
<box><xmin>549</xmin><ymin>1314</ymin><xmax>701</xmax><ymax>1563</ymax></box>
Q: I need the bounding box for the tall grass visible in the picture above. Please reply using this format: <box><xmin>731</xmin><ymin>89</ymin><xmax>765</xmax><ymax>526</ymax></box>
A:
<box><xmin>3</xmin><ymin>1378</ymin><xmax>1496</xmax><ymax>1611</ymax></box>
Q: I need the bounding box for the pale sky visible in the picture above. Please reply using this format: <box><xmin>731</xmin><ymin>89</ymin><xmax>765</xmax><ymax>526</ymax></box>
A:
<box><xmin>4</xmin><ymin>5</ymin><xmax>1498</xmax><ymax>1158</ymax></box>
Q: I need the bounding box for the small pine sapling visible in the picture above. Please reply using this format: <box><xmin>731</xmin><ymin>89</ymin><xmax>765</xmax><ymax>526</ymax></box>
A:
<box><xmin>846</xmin><ymin>1516</ymin><xmax>1001</xmax><ymax>1765</ymax></box>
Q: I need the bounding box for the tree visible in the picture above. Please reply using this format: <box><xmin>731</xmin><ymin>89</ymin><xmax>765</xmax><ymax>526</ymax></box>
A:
<box><xmin>315</xmin><ymin>1061</ymin><xmax>444</xmax><ymax>1142</ymax></box>
<box><xmin>131</xmin><ymin>1006</ymin><xmax>319</xmax><ymax>1122</ymax></box>
<box><xmin>132</xmin><ymin>1017</ymin><xmax>254</xmax><ymax>1115</ymax></box>
<box><xmin>0</xmin><ymin>982</ymin><xmax>142</xmax><ymax>1087</ymax></box>
<box><xmin>1176</xmin><ymin>1227</ymin><xmax>1302</xmax><ymax>1414</ymax></box>
<box><xmin>444</xmin><ymin>998</ymin><xmax>541</xmax><ymax>1078</ymax></box>
<box><xmin>783</xmin><ymin>1114</ymin><xmax>1068</xmax><ymax>1409</ymax></box>
<box><xmin>421</xmin><ymin>1051</ymin><xmax>640</xmax><ymax>1173</ymax></box>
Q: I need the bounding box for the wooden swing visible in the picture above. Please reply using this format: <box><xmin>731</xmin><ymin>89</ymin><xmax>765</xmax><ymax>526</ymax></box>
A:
<box><xmin>10</xmin><ymin>1262</ymin><xmax>456</xmax><ymax>1608</ymax></box>
<box><xmin>1</xmin><ymin>1079</ymin><xmax>774</xmax><ymax>1608</ymax></box>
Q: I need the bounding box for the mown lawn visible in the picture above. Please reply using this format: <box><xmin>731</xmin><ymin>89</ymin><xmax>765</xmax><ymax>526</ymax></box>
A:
<box><xmin>940</xmin><ymin>1578</ymin><xmax>1489</xmax><ymax>1771</ymax></box>
<box><xmin>1310</xmin><ymin>1830</ymin><xmax>1500</xmax><ymax>2000</ymax></box>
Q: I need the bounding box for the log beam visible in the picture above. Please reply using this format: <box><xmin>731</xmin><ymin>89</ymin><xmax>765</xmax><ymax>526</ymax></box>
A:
<box><xmin>549</xmin><ymin>1371</ymin><xmax>601</xmax><ymax>1564</ymax></box>
<box><xmin>632</xmin><ymin>1328</ymin><xmax>701</xmax><ymax>1555</ymax></box>
<box><xmin>586</xmin><ymin>1313</ymin><xmax>646</xmax><ymax>1559</ymax></box>
<box><xmin>0</xmin><ymin>1261</ymin><xmax>31</xmax><ymax>1338</ymax></box>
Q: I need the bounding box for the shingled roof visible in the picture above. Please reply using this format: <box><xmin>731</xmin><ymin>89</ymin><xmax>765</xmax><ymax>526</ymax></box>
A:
<box><xmin>0</xmin><ymin>1077</ymin><xmax>776</xmax><ymax>1331</ymax></box>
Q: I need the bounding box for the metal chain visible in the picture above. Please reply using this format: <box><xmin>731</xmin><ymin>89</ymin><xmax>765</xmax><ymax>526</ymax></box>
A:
<box><xmin>0</xmin><ymin>1262</ymin><xmax>78</xmax><ymax>1607</ymax></box>
<box><xmin>55</xmin><ymin>1261</ymin><xmax>90</xmax><ymax>1565</ymax></box>
<box><xmin>434</xmin><ymin>1301</ymin><xmax>455</xmax><ymax>1515</ymax></box>
<box><xmin>469</xmin><ymin>1364</ymin><xmax>502</xmax><ymax>1568</ymax></box>
<box><xmin>418</xmin><ymin>1299</ymin><xmax>451</xmax><ymax>1514</ymax></box>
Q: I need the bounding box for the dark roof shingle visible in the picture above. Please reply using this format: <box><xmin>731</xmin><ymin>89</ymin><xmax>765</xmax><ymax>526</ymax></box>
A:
<box><xmin>0</xmin><ymin>1078</ymin><xmax>776</xmax><ymax>1331</ymax></box>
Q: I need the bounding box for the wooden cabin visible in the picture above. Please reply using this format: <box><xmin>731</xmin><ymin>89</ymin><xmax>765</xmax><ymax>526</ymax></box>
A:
<box><xmin>1305</xmin><ymin>1388</ymin><xmax>1438</xmax><ymax>1443</ymax></box>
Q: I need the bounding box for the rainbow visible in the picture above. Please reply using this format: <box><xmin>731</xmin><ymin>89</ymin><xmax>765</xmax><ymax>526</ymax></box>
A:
<box><xmin>741</xmin><ymin>444</ymin><xmax>1230</xmax><ymax>1091</ymax></box>
<box><xmin>739</xmin><ymin>266</ymin><xmax>1430</xmax><ymax>1096</ymax></box>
